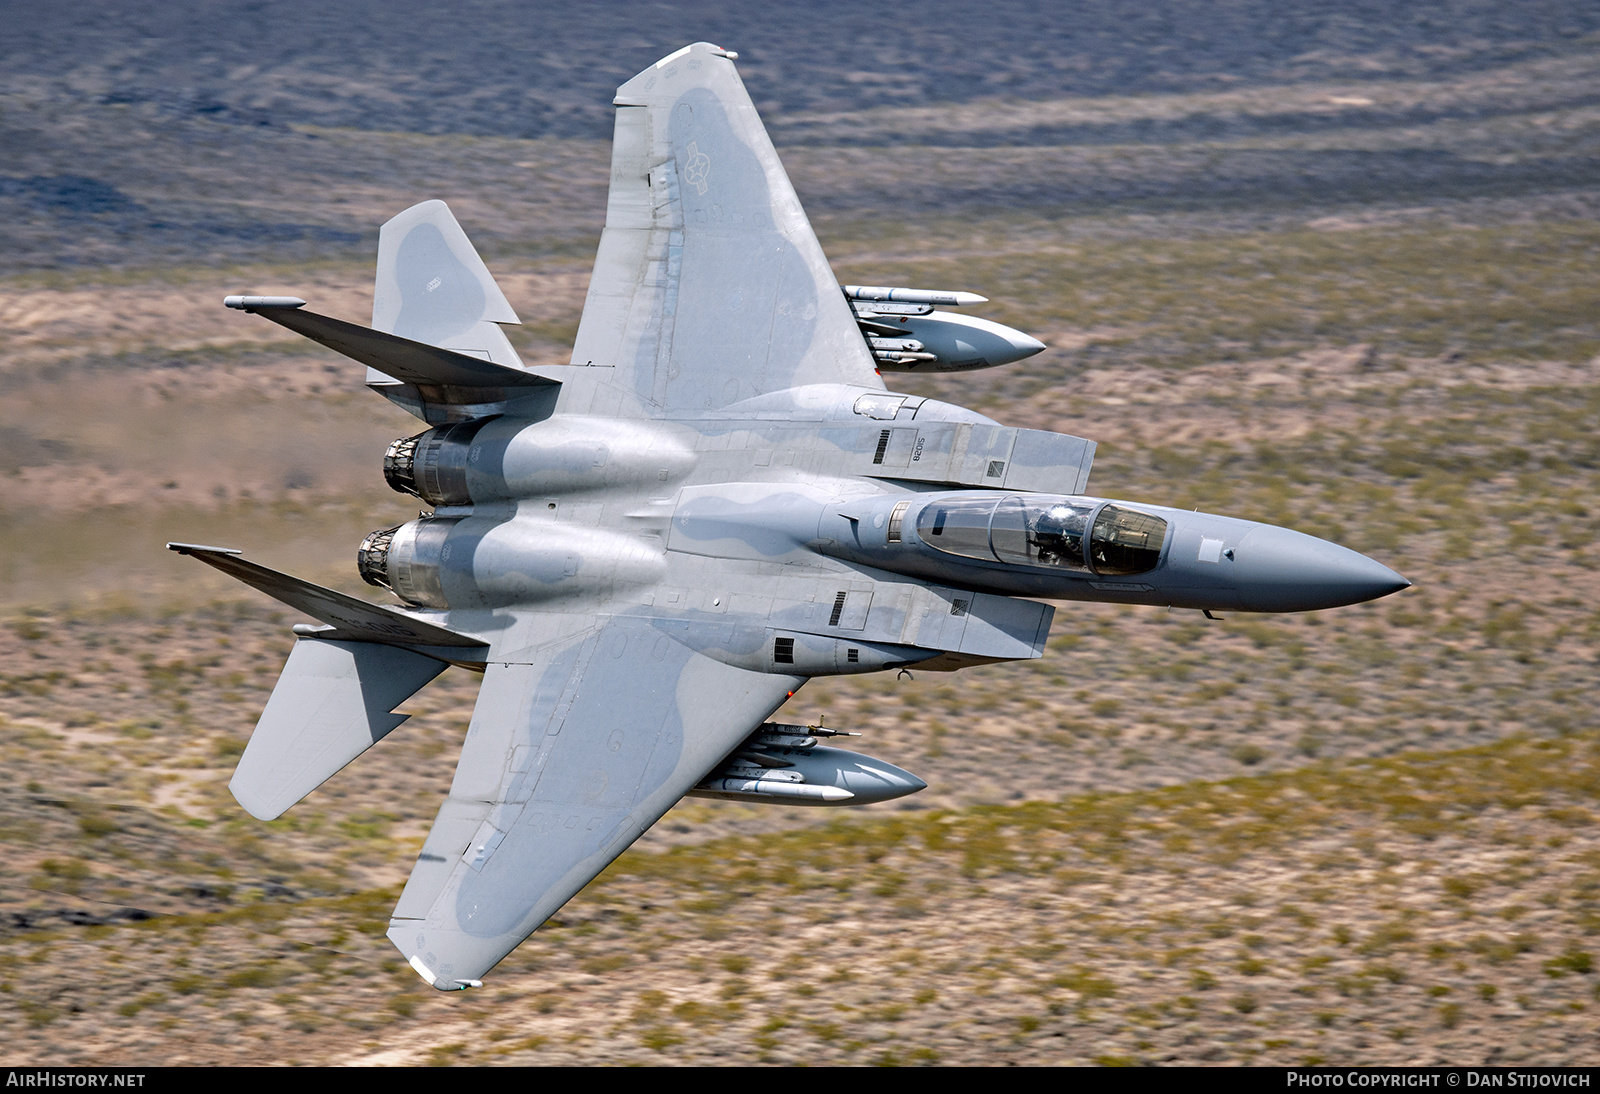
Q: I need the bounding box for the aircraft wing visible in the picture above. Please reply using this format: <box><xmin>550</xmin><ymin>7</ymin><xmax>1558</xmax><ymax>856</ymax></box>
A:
<box><xmin>569</xmin><ymin>42</ymin><xmax>882</xmax><ymax>411</ymax></box>
<box><xmin>388</xmin><ymin>612</ymin><xmax>802</xmax><ymax>989</ymax></box>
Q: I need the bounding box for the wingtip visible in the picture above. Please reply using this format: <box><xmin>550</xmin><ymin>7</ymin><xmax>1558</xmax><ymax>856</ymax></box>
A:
<box><xmin>658</xmin><ymin>42</ymin><xmax>739</xmax><ymax>67</ymax></box>
<box><xmin>406</xmin><ymin>953</ymin><xmax>480</xmax><ymax>991</ymax></box>
<box><xmin>227</xmin><ymin>774</ymin><xmax>286</xmax><ymax>822</ymax></box>
<box><xmin>407</xmin><ymin>954</ymin><xmax>440</xmax><ymax>987</ymax></box>
<box><xmin>167</xmin><ymin>542</ymin><xmax>243</xmax><ymax>556</ymax></box>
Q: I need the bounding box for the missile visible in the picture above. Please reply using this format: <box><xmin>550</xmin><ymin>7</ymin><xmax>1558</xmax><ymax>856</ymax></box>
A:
<box><xmin>748</xmin><ymin>723</ymin><xmax>859</xmax><ymax>750</ymax></box>
<box><xmin>751</xmin><ymin>731</ymin><xmax>818</xmax><ymax>750</ymax></box>
<box><xmin>866</xmin><ymin>336</ymin><xmax>928</xmax><ymax>355</ymax></box>
<box><xmin>223</xmin><ymin>295</ymin><xmax>307</xmax><ymax>310</ymax></box>
<box><xmin>718</xmin><ymin>764</ymin><xmax>805</xmax><ymax>782</ymax></box>
<box><xmin>849</xmin><ymin>300</ymin><xmax>933</xmax><ymax>317</ymax></box>
<box><xmin>694</xmin><ymin>778</ymin><xmax>855</xmax><ymax>803</ymax></box>
<box><xmin>843</xmin><ymin>285</ymin><xmax>988</xmax><ymax>307</ymax></box>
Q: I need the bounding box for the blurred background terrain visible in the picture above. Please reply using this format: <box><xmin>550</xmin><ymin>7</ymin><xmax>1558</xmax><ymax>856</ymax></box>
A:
<box><xmin>2</xmin><ymin>0</ymin><xmax>1600</xmax><ymax>1066</ymax></box>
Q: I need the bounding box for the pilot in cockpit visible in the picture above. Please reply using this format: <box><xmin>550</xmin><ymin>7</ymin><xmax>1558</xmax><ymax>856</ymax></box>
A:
<box><xmin>1029</xmin><ymin>503</ymin><xmax>1087</xmax><ymax>568</ymax></box>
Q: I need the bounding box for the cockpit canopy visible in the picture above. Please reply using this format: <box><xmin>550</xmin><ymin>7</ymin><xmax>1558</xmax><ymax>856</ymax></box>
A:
<box><xmin>914</xmin><ymin>496</ymin><xmax>1168</xmax><ymax>576</ymax></box>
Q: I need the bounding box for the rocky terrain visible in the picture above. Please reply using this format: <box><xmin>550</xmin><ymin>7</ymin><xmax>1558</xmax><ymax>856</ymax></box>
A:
<box><xmin>1</xmin><ymin>0</ymin><xmax>1599</xmax><ymax>1067</ymax></box>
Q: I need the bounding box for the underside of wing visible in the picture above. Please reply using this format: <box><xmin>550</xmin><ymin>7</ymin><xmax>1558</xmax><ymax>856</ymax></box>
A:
<box><xmin>388</xmin><ymin>613</ymin><xmax>802</xmax><ymax>989</ymax></box>
<box><xmin>569</xmin><ymin>42</ymin><xmax>882</xmax><ymax>413</ymax></box>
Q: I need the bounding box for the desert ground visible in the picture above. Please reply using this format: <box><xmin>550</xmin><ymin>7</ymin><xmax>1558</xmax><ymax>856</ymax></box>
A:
<box><xmin>2</xmin><ymin>0</ymin><xmax>1599</xmax><ymax>1066</ymax></box>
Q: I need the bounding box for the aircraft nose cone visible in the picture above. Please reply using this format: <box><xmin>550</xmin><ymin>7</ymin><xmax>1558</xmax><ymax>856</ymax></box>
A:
<box><xmin>1233</xmin><ymin>525</ymin><xmax>1409</xmax><ymax>612</ymax></box>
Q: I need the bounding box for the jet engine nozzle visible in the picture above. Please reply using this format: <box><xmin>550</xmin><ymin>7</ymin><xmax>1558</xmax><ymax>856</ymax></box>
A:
<box><xmin>382</xmin><ymin>419</ymin><xmax>492</xmax><ymax>505</ymax></box>
<box><xmin>356</xmin><ymin>517</ymin><xmax>461</xmax><ymax>608</ymax></box>
<box><xmin>380</xmin><ymin>435</ymin><xmax>420</xmax><ymax>498</ymax></box>
<box><xmin>357</xmin><ymin>524</ymin><xmax>400</xmax><ymax>590</ymax></box>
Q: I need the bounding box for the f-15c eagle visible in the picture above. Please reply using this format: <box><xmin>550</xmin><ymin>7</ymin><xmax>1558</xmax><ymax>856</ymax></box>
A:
<box><xmin>173</xmin><ymin>43</ymin><xmax>1408</xmax><ymax>990</ymax></box>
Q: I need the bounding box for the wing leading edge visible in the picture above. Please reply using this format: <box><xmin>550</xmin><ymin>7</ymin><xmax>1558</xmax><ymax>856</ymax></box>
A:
<box><xmin>569</xmin><ymin>42</ymin><xmax>882</xmax><ymax>412</ymax></box>
<box><xmin>389</xmin><ymin>613</ymin><xmax>802</xmax><ymax>988</ymax></box>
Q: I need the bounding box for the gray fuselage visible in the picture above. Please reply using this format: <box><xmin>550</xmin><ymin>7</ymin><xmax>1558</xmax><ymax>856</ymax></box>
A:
<box><xmin>360</xmin><ymin>380</ymin><xmax>1406</xmax><ymax>680</ymax></box>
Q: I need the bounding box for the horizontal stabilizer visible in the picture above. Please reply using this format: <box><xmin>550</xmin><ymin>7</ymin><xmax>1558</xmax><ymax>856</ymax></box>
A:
<box><xmin>223</xmin><ymin>299</ymin><xmax>556</xmax><ymax>392</ymax></box>
<box><xmin>167</xmin><ymin>543</ymin><xmax>486</xmax><ymax>649</ymax></box>
<box><xmin>233</xmin><ymin>638</ymin><xmax>448</xmax><ymax>820</ymax></box>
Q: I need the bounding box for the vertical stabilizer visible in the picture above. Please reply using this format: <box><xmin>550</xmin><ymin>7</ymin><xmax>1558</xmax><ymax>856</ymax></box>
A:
<box><xmin>370</xmin><ymin>200</ymin><xmax>524</xmax><ymax>382</ymax></box>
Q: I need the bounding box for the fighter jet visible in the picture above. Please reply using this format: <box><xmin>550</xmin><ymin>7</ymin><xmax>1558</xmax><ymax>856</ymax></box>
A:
<box><xmin>172</xmin><ymin>42</ymin><xmax>1408</xmax><ymax>991</ymax></box>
